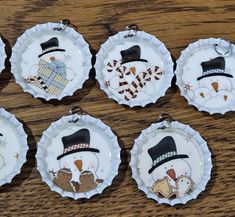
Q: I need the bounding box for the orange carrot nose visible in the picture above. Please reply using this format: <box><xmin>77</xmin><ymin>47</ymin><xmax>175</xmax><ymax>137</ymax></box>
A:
<box><xmin>130</xmin><ymin>67</ymin><xmax>136</xmax><ymax>75</ymax></box>
<box><xmin>211</xmin><ymin>82</ymin><xmax>219</xmax><ymax>92</ymax></box>
<box><xmin>166</xmin><ymin>168</ymin><xmax>176</xmax><ymax>180</ymax></box>
<box><xmin>74</xmin><ymin>160</ymin><xmax>83</xmax><ymax>171</ymax></box>
<box><xmin>224</xmin><ymin>95</ymin><xmax>228</xmax><ymax>101</ymax></box>
<box><xmin>50</xmin><ymin>56</ymin><xmax>55</xmax><ymax>61</ymax></box>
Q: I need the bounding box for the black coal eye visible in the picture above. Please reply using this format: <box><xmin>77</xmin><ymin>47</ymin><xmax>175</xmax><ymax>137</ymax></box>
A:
<box><xmin>185</xmin><ymin>172</ymin><xmax>187</xmax><ymax>175</ymax></box>
<box><xmin>181</xmin><ymin>180</ymin><xmax>183</xmax><ymax>182</ymax></box>
<box><xmin>171</xmin><ymin>165</ymin><xmax>173</xmax><ymax>167</ymax></box>
<box><xmin>164</xmin><ymin>167</ymin><xmax>167</xmax><ymax>169</ymax></box>
<box><xmin>187</xmin><ymin>182</ymin><xmax>189</xmax><ymax>184</ymax></box>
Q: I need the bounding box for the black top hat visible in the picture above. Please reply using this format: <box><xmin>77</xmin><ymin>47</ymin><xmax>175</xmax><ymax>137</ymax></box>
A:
<box><xmin>57</xmin><ymin>128</ymin><xmax>100</xmax><ymax>160</ymax></box>
<box><xmin>148</xmin><ymin>136</ymin><xmax>188</xmax><ymax>174</ymax></box>
<box><xmin>197</xmin><ymin>56</ymin><xmax>233</xmax><ymax>80</ymax></box>
<box><xmin>38</xmin><ymin>37</ymin><xmax>65</xmax><ymax>58</ymax></box>
<box><xmin>120</xmin><ymin>45</ymin><xmax>147</xmax><ymax>64</ymax></box>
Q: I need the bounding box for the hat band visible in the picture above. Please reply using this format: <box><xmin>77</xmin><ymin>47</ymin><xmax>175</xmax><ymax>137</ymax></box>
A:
<box><xmin>153</xmin><ymin>151</ymin><xmax>177</xmax><ymax>166</ymax></box>
<box><xmin>203</xmin><ymin>69</ymin><xmax>224</xmax><ymax>75</ymax></box>
<box><xmin>64</xmin><ymin>143</ymin><xmax>89</xmax><ymax>154</ymax></box>
<box><xmin>42</xmin><ymin>46</ymin><xmax>60</xmax><ymax>53</ymax></box>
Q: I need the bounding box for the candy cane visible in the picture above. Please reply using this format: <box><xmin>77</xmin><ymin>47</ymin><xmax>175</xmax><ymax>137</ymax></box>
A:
<box><xmin>124</xmin><ymin>66</ymin><xmax>164</xmax><ymax>101</ymax></box>
<box><xmin>147</xmin><ymin>66</ymin><xmax>165</xmax><ymax>80</ymax></box>
<box><xmin>124</xmin><ymin>72</ymin><xmax>147</xmax><ymax>100</ymax></box>
<box><xmin>106</xmin><ymin>60</ymin><xmax>119</xmax><ymax>72</ymax></box>
<box><xmin>106</xmin><ymin>60</ymin><xmax>130</xmax><ymax>94</ymax></box>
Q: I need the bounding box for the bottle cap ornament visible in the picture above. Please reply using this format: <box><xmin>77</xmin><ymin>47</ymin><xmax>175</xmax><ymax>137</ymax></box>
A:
<box><xmin>95</xmin><ymin>24</ymin><xmax>174</xmax><ymax>107</ymax></box>
<box><xmin>130</xmin><ymin>114</ymin><xmax>212</xmax><ymax>205</ymax></box>
<box><xmin>0</xmin><ymin>37</ymin><xmax>6</xmax><ymax>73</ymax></box>
<box><xmin>11</xmin><ymin>20</ymin><xmax>92</xmax><ymax>100</ymax></box>
<box><xmin>36</xmin><ymin>107</ymin><xmax>121</xmax><ymax>199</ymax></box>
<box><xmin>0</xmin><ymin>108</ymin><xmax>28</xmax><ymax>186</ymax></box>
<box><xmin>175</xmin><ymin>38</ymin><xmax>235</xmax><ymax>114</ymax></box>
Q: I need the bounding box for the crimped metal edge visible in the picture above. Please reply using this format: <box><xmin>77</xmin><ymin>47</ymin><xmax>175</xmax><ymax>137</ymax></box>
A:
<box><xmin>10</xmin><ymin>22</ymin><xmax>92</xmax><ymax>101</ymax></box>
<box><xmin>36</xmin><ymin>114</ymin><xmax>121</xmax><ymax>199</ymax></box>
<box><xmin>95</xmin><ymin>30</ymin><xmax>174</xmax><ymax>107</ymax></box>
<box><xmin>0</xmin><ymin>108</ymin><xmax>28</xmax><ymax>186</ymax></box>
<box><xmin>175</xmin><ymin>38</ymin><xmax>235</xmax><ymax>114</ymax></box>
<box><xmin>130</xmin><ymin>121</ymin><xmax>212</xmax><ymax>206</ymax></box>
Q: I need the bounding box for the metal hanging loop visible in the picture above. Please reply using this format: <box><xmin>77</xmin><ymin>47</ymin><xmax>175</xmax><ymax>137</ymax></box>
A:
<box><xmin>68</xmin><ymin>106</ymin><xmax>84</xmax><ymax>123</ymax></box>
<box><xmin>53</xmin><ymin>19</ymin><xmax>71</xmax><ymax>31</ymax></box>
<box><xmin>213</xmin><ymin>39</ymin><xmax>232</xmax><ymax>56</ymax></box>
<box><xmin>156</xmin><ymin>113</ymin><xmax>172</xmax><ymax>129</ymax></box>
<box><xmin>124</xmin><ymin>24</ymin><xmax>138</xmax><ymax>38</ymax></box>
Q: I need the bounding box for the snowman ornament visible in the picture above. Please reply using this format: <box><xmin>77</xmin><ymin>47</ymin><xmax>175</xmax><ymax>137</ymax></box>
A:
<box><xmin>148</xmin><ymin>136</ymin><xmax>194</xmax><ymax>198</ymax></box>
<box><xmin>11</xmin><ymin>21</ymin><xmax>92</xmax><ymax>100</ymax></box>
<box><xmin>130</xmin><ymin>114</ymin><xmax>212</xmax><ymax>205</ymax></box>
<box><xmin>55</xmin><ymin>128</ymin><xmax>103</xmax><ymax>193</ymax></box>
<box><xmin>95</xmin><ymin>25</ymin><xmax>174</xmax><ymax>107</ymax></box>
<box><xmin>36</xmin><ymin>112</ymin><xmax>121</xmax><ymax>199</ymax></box>
<box><xmin>25</xmin><ymin>37</ymin><xmax>75</xmax><ymax>96</ymax></box>
<box><xmin>176</xmin><ymin>38</ymin><xmax>235</xmax><ymax>114</ymax></box>
<box><xmin>194</xmin><ymin>56</ymin><xmax>234</xmax><ymax>107</ymax></box>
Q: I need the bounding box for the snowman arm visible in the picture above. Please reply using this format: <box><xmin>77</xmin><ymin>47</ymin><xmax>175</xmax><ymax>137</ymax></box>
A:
<box><xmin>65</xmin><ymin>67</ymin><xmax>75</xmax><ymax>80</ymax></box>
<box><xmin>95</xmin><ymin>178</ymin><xmax>104</xmax><ymax>184</ymax></box>
<box><xmin>24</xmin><ymin>64</ymin><xmax>39</xmax><ymax>78</ymax></box>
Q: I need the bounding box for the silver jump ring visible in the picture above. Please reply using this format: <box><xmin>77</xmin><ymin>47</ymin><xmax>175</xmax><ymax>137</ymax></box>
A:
<box><xmin>124</xmin><ymin>24</ymin><xmax>138</xmax><ymax>38</ymax></box>
<box><xmin>68</xmin><ymin>106</ymin><xmax>84</xmax><ymax>123</ymax></box>
<box><xmin>53</xmin><ymin>19</ymin><xmax>70</xmax><ymax>31</ymax></box>
<box><xmin>213</xmin><ymin>39</ymin><xmax>232</xmax><ymax>56</ymax></box>
<box><xmin>156</xmin><ymin>113</ymin><xmax>172</xmax><ymax>128</ymax></box>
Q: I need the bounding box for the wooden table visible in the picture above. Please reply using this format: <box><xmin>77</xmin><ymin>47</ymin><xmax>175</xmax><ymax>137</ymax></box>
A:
<box><xmin>0</xmin><ymin>0</ymin><xmax>235</xmax><ymax>216</ymax></box>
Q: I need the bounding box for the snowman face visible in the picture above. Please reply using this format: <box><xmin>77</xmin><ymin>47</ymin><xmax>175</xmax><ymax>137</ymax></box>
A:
<box><xmin>122</xmin><ymin>61</ymin><xmax>149</xmax><ymax>76</ymax></box>
<box><xmin>40</xmin><ymin>51</ymin><xmax>65</xmax><ymax>63</ymax></box>
<box><xmin>199</xmin><ymin>76</ymin><xmax>232</xmax><ymax>92</ymax></box>
<box><xmin>59</xmin><ymin>151</ymin><xmax>99</xmax><ymax>181</ymax></box>
<box><xmin>151</xmin><ymin>159</ymin><xmax>192</xmax><ymax>184</ymax></box>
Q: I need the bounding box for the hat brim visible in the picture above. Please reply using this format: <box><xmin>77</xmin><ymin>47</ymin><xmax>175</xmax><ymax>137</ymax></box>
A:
<box><xmin>197</xmin><ymin>72</ymin><xmax>233</xmax><ymax>81</ymax></box>
<box><xmin>121</xmin><ymin>58</ymin><xmax>148</xmax><ymax>65</ymax></box>
<box><xmin>38</xmin><ymin>48</ymin><xmax>66</xmax><ymax>58</ymax></box>
<box><xmin>148</xmin><ymin>154</ymin><xmax>189</xmax><ymax>174</ymax></box>
<box><xmin>57</xmin><ymin>148</ymin><xmax>100</xmax><ymax>160</ymax></box>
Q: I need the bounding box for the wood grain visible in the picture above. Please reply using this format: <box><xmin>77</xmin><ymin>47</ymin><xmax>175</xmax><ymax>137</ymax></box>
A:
<box><xmin>0</xmin><ymin>0</ymin><xmax>235</xmax><ymax>216</ymax></box>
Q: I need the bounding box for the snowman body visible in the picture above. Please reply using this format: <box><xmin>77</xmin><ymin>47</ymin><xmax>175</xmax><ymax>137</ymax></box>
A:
<box><xmin>151</xmin><ymin>159</ymin><xmax>192</xmax><ymax>189</ymax></box>
<box><xmin>59</xmin><ymin>151</ymin><xmax>99</xmax><ymax>183</ymax></box>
